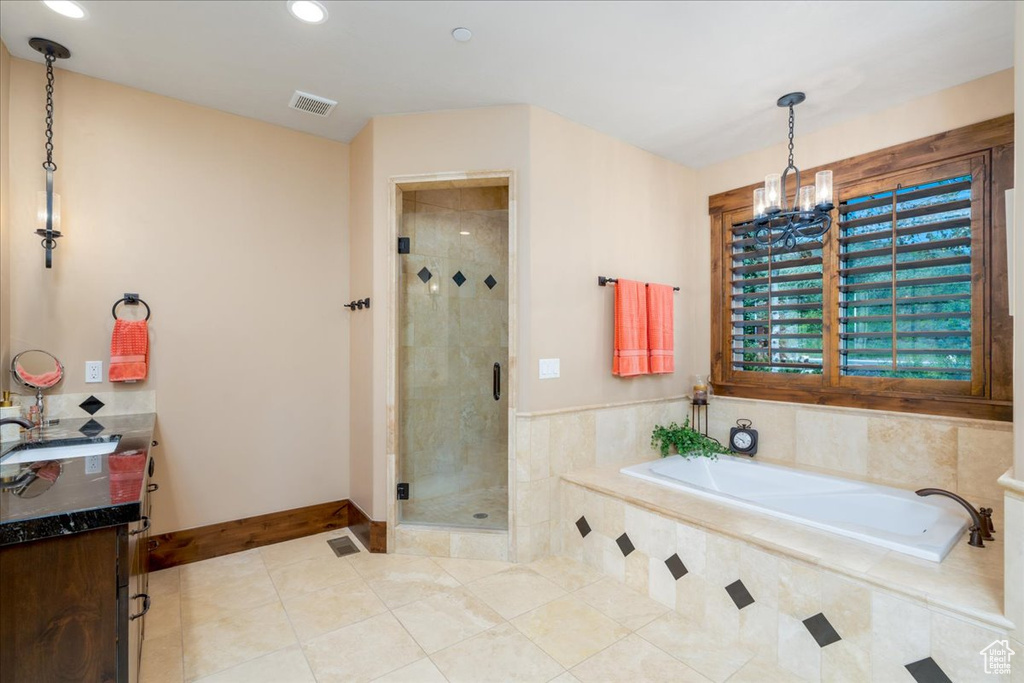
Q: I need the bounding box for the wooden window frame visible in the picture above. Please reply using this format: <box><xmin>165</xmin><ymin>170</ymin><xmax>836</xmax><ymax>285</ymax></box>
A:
<box><xmin>709</xmin><ymin>115</ymin><xmax>1013</xmax><ymax>421</ymax></box>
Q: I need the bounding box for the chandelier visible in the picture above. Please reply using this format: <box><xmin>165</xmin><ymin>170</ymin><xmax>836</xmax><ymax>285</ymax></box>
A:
<box><xmin>751</xmin><ymin>92</ymin><xmax>833</xmax><ymax>251</ymax></box>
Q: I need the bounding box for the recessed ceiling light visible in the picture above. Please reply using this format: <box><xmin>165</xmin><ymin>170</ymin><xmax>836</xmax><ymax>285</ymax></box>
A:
<box><xmin>452</xmin><ymin>27</ymin><xmax>473</xmax><ymax>42</ymax></box>
<box><xmin>287</xmin><ymin>0</ymin><xmax>327</xmax><ymax>24</ymax></box>
<box><xmin>42</xmin><ymin>0</ymin><xmax>86</xmax><ymax>19</ymax></box>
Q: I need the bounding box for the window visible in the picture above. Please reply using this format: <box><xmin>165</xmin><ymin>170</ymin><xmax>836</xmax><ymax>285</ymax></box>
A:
<box><xmin>730</xmin><ymin>221</ymin><xmax>824</xmax><ymax>374</ymax></box>
<box><xmin>839</xmin><ymin>170</ymin><xmax>973</xmax><ymax>382</ymax></box>
<box><xmin>709</xmin><ymin>116</ymin><xmax>1013</xmax><ymax>420</ymax></box>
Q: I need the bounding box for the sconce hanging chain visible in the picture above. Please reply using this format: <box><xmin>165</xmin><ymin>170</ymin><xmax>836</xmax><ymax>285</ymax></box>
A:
<box><xmin>42</xmin><ymin>52</ymin><xmax>56</xmax><ymax>172</ymax></box>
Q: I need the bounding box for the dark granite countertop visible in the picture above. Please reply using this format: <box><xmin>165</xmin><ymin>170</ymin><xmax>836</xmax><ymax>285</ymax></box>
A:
<box><xmin>0</xmin><ymin>413</ymin><xmax>155</xmax><ymax>547</ymax></box>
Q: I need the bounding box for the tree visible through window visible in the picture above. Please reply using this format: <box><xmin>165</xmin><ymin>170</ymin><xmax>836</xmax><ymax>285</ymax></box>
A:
<box><xmin>730</xmin><ymin>221</ymin><xmax>824</xmax><ymax>374</ymax></box>
<box><xmin>839</xmin><ymin>175</ymin><xmax>972</xmax><ymax>380</ymax></box>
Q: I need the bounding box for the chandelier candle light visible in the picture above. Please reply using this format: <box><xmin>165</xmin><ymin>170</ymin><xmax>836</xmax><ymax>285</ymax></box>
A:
<box><xmin>29</xmin><ymin>37</ymin><xmax>71</xmax><ymax>269</ymax></box>
<box><xmin>752</xmin><ymin>92</ymin><xmax>833</xmax><ymax>251</ymax></box>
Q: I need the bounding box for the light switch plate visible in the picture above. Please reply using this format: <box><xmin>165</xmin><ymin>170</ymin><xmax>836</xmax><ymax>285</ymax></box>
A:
<box><xmin>539</xmin><ymin>358</ymin><xmax>560</xmax><ymax>379</ymax></box>
<box><xmin>85</xmin><ymin>361</ymin><xmax>103</xmax><ymax>383</ymax></box>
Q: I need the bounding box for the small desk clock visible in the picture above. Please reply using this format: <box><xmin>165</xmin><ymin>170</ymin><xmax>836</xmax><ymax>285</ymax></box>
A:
<box><xmin>729</xmin><ymin>419</ymin><xmax>758</xmax><ymax>456</ymax></box>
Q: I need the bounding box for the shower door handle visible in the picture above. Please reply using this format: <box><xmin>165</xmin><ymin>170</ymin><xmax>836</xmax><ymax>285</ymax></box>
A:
<box><xmin>493</xmin><ymin>362</ymin><xmax>501</xmax><ymax>401</ymax></box>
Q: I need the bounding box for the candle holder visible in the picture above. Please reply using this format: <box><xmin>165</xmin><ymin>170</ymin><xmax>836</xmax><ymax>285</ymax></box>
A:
<box><xmin>690</xmin><ymin>400</ymin><xmax>708</xmax><ymax>436</ymax></box>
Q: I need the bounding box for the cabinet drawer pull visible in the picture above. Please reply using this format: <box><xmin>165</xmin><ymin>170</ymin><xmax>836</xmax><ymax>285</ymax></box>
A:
<box><xmin>147</xmin><ymin>539</ymin><xmax>161</xmax><ymax>550</ymax></box>
<box><xmin>151</xmin><ymin>440</ymin><xmax>159</xmax><ymax>447</ymax></box>
<box><xmin>130</xmin><ymin>516</ymin><xmax>151</xmax><ymax>535</ymax></box>
<box><xmin>147</xmin><ymin>483</ymin><xmax>159</xmax><ymax>493</ymax></box>
<box><xmin>129</xmin><ymin>593</ymin><xmax>151</xmax><ymax>620</ymax></box>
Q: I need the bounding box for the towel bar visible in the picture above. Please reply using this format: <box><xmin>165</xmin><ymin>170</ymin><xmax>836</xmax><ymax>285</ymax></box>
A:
<box><xmin>598</xmin><ymin>276</ymin><xmax>679</xmax><ymax>291</ymax></box>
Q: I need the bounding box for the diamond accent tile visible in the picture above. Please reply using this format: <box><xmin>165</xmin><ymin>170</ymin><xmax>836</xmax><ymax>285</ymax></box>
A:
<box><xmin>79</xmin><ymin>419</ymin><xmax>105</xmax><ymax>437</ymax></box>
<box><xmin>724</xmin><ymin>580</ymin><xmax>755</xmax><ymax>610</ymax></box>
<box><xmin>905</xmin><ymin>657</ymin><xmax>953</xmax><ymax>683</ymax></box>
<box><xmin>802</xmin><ymin>612</ymin><xmax>842</xmax><ymax>647</ymax></box>
<box><xmin>575</xmin><ymin>516</ymin><xmax>591</xmax><ymax>538</ymax></box>
<box><xmin>417</xmin><ymin>267</ymin><xmax>432</xmax><ymax>283</ymax></box>
<box><xmin>615</xmin><ymin>533</ymin><xmax>634</xmax><ymax>557</ymax></box>
<box><xmin>452</xmin><ymin>271</ymin><xmax>466</xmax><ymax>287</ymax></box>
<box><xmin>664</xmin><ymin>553</ymin><xmax>688</xmax><ymax>580</ymax></box>
<box><xmin>484</xmin><ymin>274</ymin><xmax>497</xmax><ymax>290</ymax></box>
<box><xmin>79</xmin><ymin>395</ymin><xmax>105</xmax><ymax>415</ymax></box>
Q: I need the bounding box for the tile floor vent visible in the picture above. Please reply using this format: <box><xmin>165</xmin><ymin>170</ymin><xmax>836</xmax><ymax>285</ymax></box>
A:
<box><xmin>327</xmin><ymin>536</ymin><xmax>360</xmax><ymax>558</ymax></box>
<box><xmin>288</xmin><ymin>90</ymin><xmax>337</xmax><ymax>117</ymax></box>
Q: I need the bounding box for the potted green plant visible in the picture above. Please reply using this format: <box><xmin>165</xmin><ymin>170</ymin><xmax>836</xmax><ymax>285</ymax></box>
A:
<box><xmin>650</xmin><ymin>418</ymin><xmax>730</xmax><ymax>459</ymax></box>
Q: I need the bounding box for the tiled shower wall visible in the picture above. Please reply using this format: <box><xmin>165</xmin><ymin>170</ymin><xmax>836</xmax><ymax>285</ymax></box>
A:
<box><xmin>514</xmin><ymin>395</ymin><xmax>1013</xmax><ymax>562</ymax></box>
<box><xmin>399</xmin><ymin>187</ymin><xmax>510</xmax><ymax>503</ymax></box>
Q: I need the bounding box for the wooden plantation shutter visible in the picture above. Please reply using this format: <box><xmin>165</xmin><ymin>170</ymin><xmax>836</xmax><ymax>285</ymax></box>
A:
<box><xmin>836</xmin><ymin>158</ymin><xmax>983</xmax><ymax>395</ymax></box>
<box><xmin>729</xmin><ymin>219</ymin><xmax>824</xmax><ymax>374</ymax></box>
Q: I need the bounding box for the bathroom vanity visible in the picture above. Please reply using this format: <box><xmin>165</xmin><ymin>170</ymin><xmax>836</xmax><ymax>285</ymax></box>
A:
<box><xmin>0</xmin><ymin>413</ymin><xmax>157</xmax><ymax>683</ymax></box>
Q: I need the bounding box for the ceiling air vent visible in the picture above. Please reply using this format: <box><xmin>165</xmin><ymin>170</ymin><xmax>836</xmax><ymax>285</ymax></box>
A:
<box><xmin>288</xmin><ymin>90</ymin><xmax>337</xmax><ymax>117</ymax></box>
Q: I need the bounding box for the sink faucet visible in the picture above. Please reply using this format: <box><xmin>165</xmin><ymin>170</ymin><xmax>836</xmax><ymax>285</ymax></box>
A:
<box><xmin>0</xmin><ymin>417</ymin><xmax>35</xmax><ymax>431</ymax></box>
<box><xmin>916</xmin><ymin>488</ymin><xmax>990</xmax><ymax>548</ymax></box>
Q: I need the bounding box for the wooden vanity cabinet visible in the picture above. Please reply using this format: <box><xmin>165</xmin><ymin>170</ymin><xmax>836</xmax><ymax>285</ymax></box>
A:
<box><xmin>0</xmin><ymin>458</ymin><xmax>153</xmax><ymax>683</ymax></box>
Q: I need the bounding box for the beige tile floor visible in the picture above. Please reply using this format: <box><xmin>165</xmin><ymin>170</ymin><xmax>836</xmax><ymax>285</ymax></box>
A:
<box><xmin>400</xmin><ymin>486</ymin><xmax>508</xmax><ymax>529</ymax></box>
<box><xmin>141</xmin><ymin>530</ymin><xmax>801</xmax><ymax>683</ymax></box>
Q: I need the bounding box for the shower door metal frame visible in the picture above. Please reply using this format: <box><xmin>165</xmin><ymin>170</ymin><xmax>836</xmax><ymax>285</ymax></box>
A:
<box><xmin>386</xmin><ymin>170</ymin><xmax>518</xmax><ymax>559</ymax></box>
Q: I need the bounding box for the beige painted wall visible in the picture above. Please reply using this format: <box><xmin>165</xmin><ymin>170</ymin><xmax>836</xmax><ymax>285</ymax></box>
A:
<box><xmin>1015</xmin><ymin>5</ymin><xmax>1024</xmax><ymax>478</ymax></box>
<box><xmin>348</xmin><ymin>105</ymin><xmax>699</xmax><ymax>519</ymax></box>
<box><xmin>3</xmin><ymin>57</ymin><xmax>351</xmax><ymax>533</ymax></box>
<box><xmin>349</xmin><ymin>105</ymin><xmax>531</xmax><ymax>520</ymax></box>
<box><xmin>1</xmin><ymin>42</ymin><xmax>11</xmax><ymax>393</ymax></box>
<box><xmin>692</xmin><ymin>69</ymin><xmax>1015</xmax><ymax>376</ymax></box>
<box><xmin>348</xmin><ymin>121</ymin><xmax>375</xmax><ymax>518</ymax></box>
<box><xmin>527</xmin><ymin>107</ymin><xmax>696</xmax><ymax>412</ymax></box>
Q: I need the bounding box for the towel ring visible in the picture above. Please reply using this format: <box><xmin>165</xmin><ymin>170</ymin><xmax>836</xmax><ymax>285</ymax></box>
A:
<box><xmin>112</xmin><ymin>295</ymin><xmax>151</xmax><ymax>321</ymax></box>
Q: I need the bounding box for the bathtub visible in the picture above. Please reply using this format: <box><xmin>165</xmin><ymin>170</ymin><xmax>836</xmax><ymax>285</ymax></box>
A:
<box><xmin>620</xmin><ymin>455</ymin><xmax>969</xmax><ymax>562</ymax></box>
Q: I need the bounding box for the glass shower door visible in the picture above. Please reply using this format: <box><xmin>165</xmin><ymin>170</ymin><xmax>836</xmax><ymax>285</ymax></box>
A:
<box><xmin>398</xmin><ymin>185</ymin><xmax>509</xmax><ymax>530</ymax></box>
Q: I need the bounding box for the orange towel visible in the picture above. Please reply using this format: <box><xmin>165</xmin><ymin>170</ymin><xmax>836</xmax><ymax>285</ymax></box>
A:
<box><xmin>613</xmin><ymin>279</ymin><xmax>649</xmax><ymax>377</ymax></box>
<box><xmin>109</xmin><ymin>319</ymin><xmax>149</xmax><ymax>382</ymax></box>
<box><xmin>109</xmin><ymin>450</ymin><xmax>146</xmax><ymax>503</ymax></box>
<box><xmin>647</xmin><ymin>283</ymin><xmax>675</xmax><ymax>374</ymax></box>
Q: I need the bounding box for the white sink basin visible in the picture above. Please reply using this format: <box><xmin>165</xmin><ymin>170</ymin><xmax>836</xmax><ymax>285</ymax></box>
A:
<box><xmin>1</xmin><ymin>437</ymin><xmax>121</xmax><ymax>465</ymax></box>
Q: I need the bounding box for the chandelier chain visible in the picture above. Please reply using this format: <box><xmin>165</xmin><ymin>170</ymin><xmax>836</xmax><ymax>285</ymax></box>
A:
<box><xmin>787</xmin><ymin>105</ymin><xmax>795</xmax><ymax>169</ymax></box>
<box><xmin>43</xmin><ymin>52</ymin><xmax>56</xmax><ymax>172</ymax></box>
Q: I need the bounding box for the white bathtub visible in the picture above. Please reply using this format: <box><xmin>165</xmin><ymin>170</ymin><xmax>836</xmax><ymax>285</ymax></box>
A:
<box><xmin>620</xmin><ymin>455</ymin><xmax>969</xmax><ymax>562</ymax></box>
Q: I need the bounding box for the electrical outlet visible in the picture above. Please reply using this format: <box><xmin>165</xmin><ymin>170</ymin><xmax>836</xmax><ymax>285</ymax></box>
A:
<box><xmin>85</xmin><ymin>361</ymin><xmax>103</xmax><ymax>383</ymax></box>
<box><xmin>84</xmin><ymin>455</ymin><xmax>102</xmax><ymax>475</ymax></box>
<box><xmin>539</xmin><ymin>358</ymin><xmax>560</xmax><ymax>379</ymax></box>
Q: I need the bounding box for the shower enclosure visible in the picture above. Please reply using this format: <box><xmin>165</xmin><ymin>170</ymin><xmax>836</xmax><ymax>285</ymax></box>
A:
<box><xmin>397</xmin><ymin>182</ymin><xmax>509</xmax><ymax>530</ymax></box>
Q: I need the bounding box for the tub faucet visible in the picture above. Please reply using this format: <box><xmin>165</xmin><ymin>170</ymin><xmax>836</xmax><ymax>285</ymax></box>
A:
<box><xmin>915</xmin><ymin>488</ymin><xmax>989</xmax><ymax>548</ymax></box>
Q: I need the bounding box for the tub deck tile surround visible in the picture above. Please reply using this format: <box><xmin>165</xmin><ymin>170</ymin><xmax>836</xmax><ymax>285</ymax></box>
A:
<box><xmin>558</xmin><ymin>468</ymin><xmax>1022</xmax><ymax>681</ymax></box>
<box><xmin>562</xmin><ymin>461</ymin><xmax>1008</xmax><ymax>630</ymax></box>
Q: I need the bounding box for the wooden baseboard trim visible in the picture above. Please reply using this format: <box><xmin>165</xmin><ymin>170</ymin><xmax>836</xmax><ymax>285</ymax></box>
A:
<box><xmin>347</xmin><ymin>501</ymin><xmax>387</xmax><ymax>553</ymax></box>
<box><xmin>148</xmin><ymin>500</ymin><xmax>350</xmax><ymax>570</ymax></box>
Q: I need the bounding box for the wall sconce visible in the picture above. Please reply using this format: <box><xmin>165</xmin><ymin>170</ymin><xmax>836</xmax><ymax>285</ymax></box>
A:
<box><xmin>29</xmin><ymin>38</ymin><xmax>71</xmax><ymax>269</ymax></box>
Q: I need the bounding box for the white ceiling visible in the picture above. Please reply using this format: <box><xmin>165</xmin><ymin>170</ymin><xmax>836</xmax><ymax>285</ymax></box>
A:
<box><xmin>0</xmin><ymin>0</ymin><xmax>1014</xmax><ymax>168</ymax></box>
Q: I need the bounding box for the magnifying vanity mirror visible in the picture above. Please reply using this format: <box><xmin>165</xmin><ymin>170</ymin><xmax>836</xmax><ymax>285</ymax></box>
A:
<box><xmin>10</xmin><ymin>350</ymin><xmax>64</xmax><ymax>427</ymax></box>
